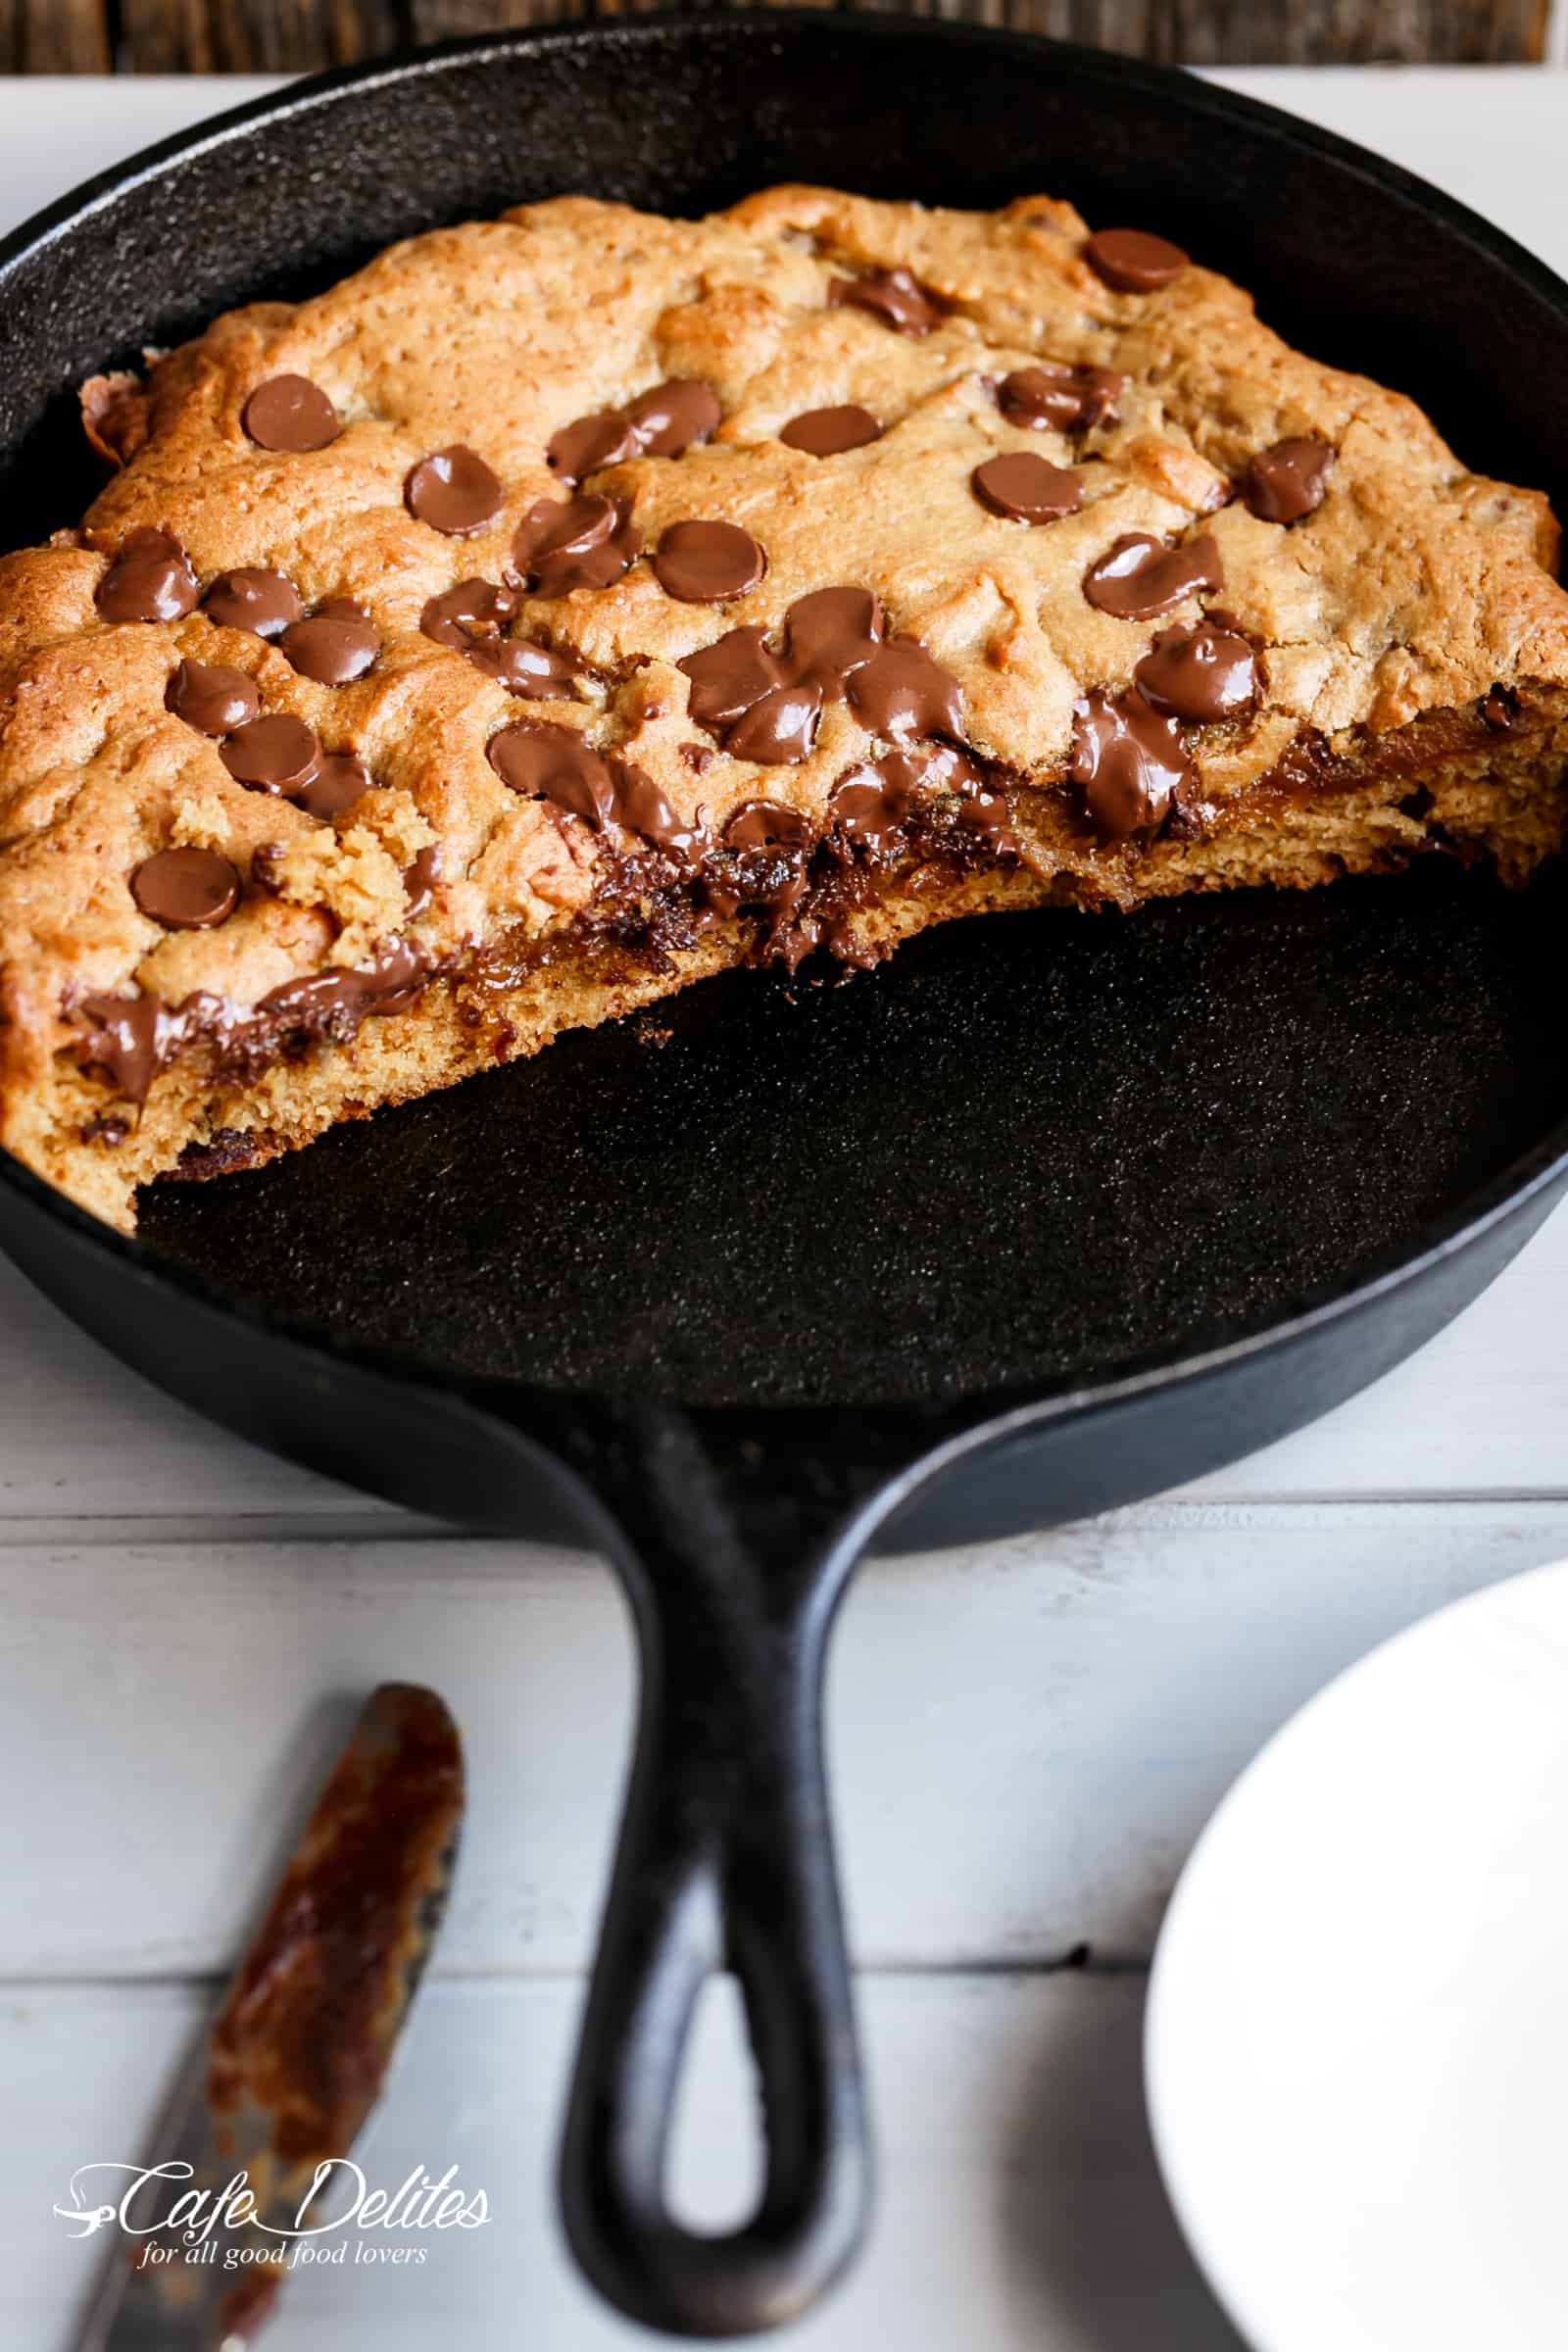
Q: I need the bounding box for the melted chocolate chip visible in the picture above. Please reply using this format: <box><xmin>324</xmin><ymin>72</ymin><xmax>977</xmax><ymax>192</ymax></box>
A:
<box><xmin>419</xmin><ymin>577</ymin><xmax>520</xmax><ymax>649</ymax></box>
<box><xmin>1070</xmin><ymin>687</ymin><xmax>1190</xmax><ymax>837</ymax></box>
<box><xmin>130</xmin><ymin>846</ymin><xmax>240</xmax><ymax>930</ymax></box>
<box><xmin>1085</xmin><ymin>228</ymin><xmax>1188</xmax><ymax>294</ymax></box>
<box><xmin>829</xmin><ymin>754</ymin><xmax>920</xmax><ymax>852</ymax></box>
<box><xmin>1083</xmin><ymin>532</ymin><xmax>1223</xmax><ymax>620</ymax></box>
<box><xmin>281</xmin><ymin>599</ymin><xmax>379</xmax><ymax>685</ymax></box>
<box><xmin>466</xmin><ymin>638</ymin><xmax>578</xmax><ymax>699</ymax></box>
<box><xmin>202</xmin><ymin>567</ymin><xmax>305</xmax><ymax>639</ymax></box>
<box><xmin>165</xmin><ymin>659</ymin><xmax>260</xmax><ymax>736</ymax></box>
<box><xmin>726</xmin><ymin>680</ymin><xmax>823</xmax><ymax>766</ymax></box>
<box><xmin>405</xmin><ymin>445</ymin><xmax>504</xmax><ymax>536</ymax></box>
<box><xmin>784</xmin><ymin>587</ymin><xmax>884</xmax><ymax>696</ymax></box>
<box><xmin>613</xmin><ymin>764</ymin><xmax>702</xmax><ymax>860</ymax></box>
<box><xmin>487</xmin><ymin>722</ymin><xmax>615</xmax><ymax>829</ymax></box>
<box><xmin>1135</xmin><ymin>621</ymin><xmax>1258</xmax><ymax>723</ymax></box>
<box><xmin>95</xmin><ymin>527</ymin><xmax>198</xmax><ymax>624</ymax></box>
<box><xmin>780</xmin><ymin>405</ymin><xmax>883</xmax><ymax>456</ymax></box>
<box><xmin>1481</xmin><ymin>686</ymin><xmax>1520</xmax><ymax>734</ymax></box>
<box><xmin>679</xmin><ymin>628</ymin><xmax>785</xmax><ymax>729</ymax></box>
<box><xmin>242</xmin><ymin>374</ymin><xmax>341</xmax><ymax>453</ymax></box>
<box><xmin>403</xmin><ymin>843</ymin><xmax>442</xmax><ymax>920</ymax></box>
<box><xmin>972</xmin><ymin>452</ymin><xmax>1082</xmax><ymax>523</ymax></box>
<box><xmin>77</xmin><ymin>993</ymin><xmax>170</xmax><ymax>1102</ymax></box>
<box><xmin>1241</xmin><ymin>436</ymin><xmax>1335</xmax><ymax>524</ymax></box>
<box><xmin>997</xmin><ymin>363</ymin><xmax>1124</xmax><ymax>433</ymax></box>
<box><xmin>296</xmin><ymin>751</ymin><xmax>372</xmax><ymax>819</ymax></box>
<box><xmin>724</xmin><ymin>801</ymin><xmax>812</xmax><ymax>853</ymax></box>
<box><xmin>623</xmin><ymin>378</ymin><xmax>722</xmax><ymax>458</ymax></box>
<box><xmin>848</xmin><ymin>640</ymin><xmax>963</xmax><ymax>742</ymax></box>
<box><xmin>548</xmin><ymin>412</ymin><xmax>639</xmax><ymax>484</ymax></box>
<box><xmin>220</xmin><ymin>713</ymin><xmax>320</xmax><ymax>793</ymax></box>
<box><xmin>548</xmin><ymin>379</ymin><xmax>721</xmax><ymax>485</ymax></box>
<box><xmin>511</xmin><ymin>495</ymin><xmax>640</xmax><ymax>597</ymax></box>
<box><xmin>654</xmin><ymin>519</ymin><xmax>766</xmax><ymax>604</ymax></box>
<box><xmin>828</xmin><ymin>268</ymin><xmax>944</xmax><ymax>335</ymax></box>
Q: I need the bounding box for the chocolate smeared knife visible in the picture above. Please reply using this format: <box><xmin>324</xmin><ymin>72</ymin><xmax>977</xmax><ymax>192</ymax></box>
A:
<box><xmin>74</xmin><ymin>1683</ymin><xmax>465</xmax><ymax>2352</ymax></box>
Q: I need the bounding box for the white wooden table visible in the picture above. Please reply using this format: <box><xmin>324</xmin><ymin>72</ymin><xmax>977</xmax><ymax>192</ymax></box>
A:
<box><xmin>1</xmin><ymin>66</ymin><xmax>1565</xmax><ymax>2351</ymax></box>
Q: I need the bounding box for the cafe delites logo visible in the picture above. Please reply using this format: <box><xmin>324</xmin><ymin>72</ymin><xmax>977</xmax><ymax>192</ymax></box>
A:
<box><xmin>54</xmin><ymin>2155</ymin><xmax>489</xmax><ymax>2275</ymax></box>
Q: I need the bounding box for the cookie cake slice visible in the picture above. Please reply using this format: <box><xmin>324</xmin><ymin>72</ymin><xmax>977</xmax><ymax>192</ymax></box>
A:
<box><xmin>2</xmin><ymin>184</ymin><xmax>1566</xmax><ymax>1232</ymax></box>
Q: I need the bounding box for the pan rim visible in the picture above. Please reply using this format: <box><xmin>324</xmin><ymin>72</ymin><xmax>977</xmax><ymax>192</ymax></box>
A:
<box><xmin>2</xmin><ymin>11</ymin><xmax>1567</xmax><ymax>1449</ymax></box>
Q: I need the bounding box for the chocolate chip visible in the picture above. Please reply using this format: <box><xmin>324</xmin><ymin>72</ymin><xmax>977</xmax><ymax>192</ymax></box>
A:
<box><xmin>780</xmin><ymin>405</ymin><xmax>883</xmax><ymax>456</ymax></box>
<box><xmin>848</xmin><ymin>640</ymin><xmax>963</xmax><ymax>742</ymax></box>
<box><xmin>165</xmin><ymin>659</ymin><xmax>260</xmax><ymax>736</ymax></box>
<box><xmin>77</xmin><ymin>993</ymin><xmax>166</xmax><ymax>1102</ymax></box>
<box><xmin>1241</xmin><ymin>436</ymin><xmax>1335</xmax><ymax>524</ymax></box>
<box><xmin>830</xmin><ymin>755</ymin><xmax>919</xmax><ymax>852</ymax></box>
<box><xmin>220</xmin><ymin>713</ymin><xmax>320</xmax><ymax>793</ymax></box>
<box><xmin>784</xmin><ymin>587</ymin><xmax>883</xmax><ymax>696</ymax></box>
<box><xmin>1135</xmin><ymin>621</ymin><xmax>1258</xmax><ymax>722</ymax></box>
<box><xmin>296</xmin><ymin>750</ymin><xmax>371</xmax><ymax>819</ymax></box>
<box><xmin>1070</xmin><ymin>688</ymin><xmax>1190</xmax><ymax>836</ymax></box>
<box><xmin>406</xmin><ymin>445</ymin><xmax>504</xmax><ymax>536</ymax></box>
<box><xmin>653</xmin><ymin>519</ymin><xmax>766</xmax><ymax>604</ymax></box>
<box><xmin>280</xmin><ymin>599</ymin><xmax>380</xmax><ymax>685</ymax></box>
<box><xmin>130</xmin><ymin>846</ymin><xmax>240</xmax><ymax>929</ymax></box>
<box><xmin>419</xmin><ymin>576</ymin><xmax>520</xmax><ymax>648</ymax></box>
<box><xmin>828</xmin><ymin>268</ymin><xmax>944</xmax><ymax>335</ymax></box>
<box><xmin>997</xmin><ymin>363</ymin><xmax>1124</xmax><ymax>433</ymax></box>
<box><xmin>971</xmin><ymin>452</ymin><xmax>1082</xmax><ymax>523</ymax></box>
<box><xmin>623</xmin><ymin>378</ymin><xmax>722</xmax><ymax>458</ymax></box>
<box><xmin>724</xmin><ymin>801</ymin><xmax>812</xmax><ymax>853</ymax></box>
<box><xmin>466</xmin><ymin>638</ymin><xmax>578</xmax><ymax>699</ymax></box>
<box><xmin>548</xmin><ymin>379</ymin><xmax>721</xmax><ymax>486</ymax></box>
<box><xmin>404</xmin><ymin>842</ymin><xmax>442</xmax><ymax>920</ymax></box>
<box><xmin>1083</xmin><ymin>532</ymin><xmax>1223</xmax><ymax>620</ymax></box>
<box><xmin>548</xmin><ymin>412</ymin><xmax>639</xmax><ymax>484</ymax></box>
<box><xmin>511</xmin><ymin>495</ymin><xmax>640</xmax><ymax>596</ymax></box>
<box><xmin>95</xmin><ymin>527</ymin><xmax>198</xmax><ymax>623</ymax></box>
<box><xmin>1085</xmin><ymin>229</ymin><xmax>1188</xmax><ymax>294</ymax></box>
<box><xmin>487</xmin><ymin>722</ymin><xmax>615</xmax><ymax>829</ymax></box>
<box><xmin>726</xmin><ymin>680</ymin><xmax>823</xmax><ymax>766</ymax></box>
<box><xmin>1481</xmin><ymin>686</ymin><xmax>1520</xmax><ymax>734</ymax></box>
<box><xmin>242</xmin><ymin>374</ymin><xmax>341</xmax><ymax>453</ymax></box>
<box><xmin>679</xmin><ymin>627</ymin><xmax>786</xmax><ymax>730</ymax></box>
<box><xmin>202</xmin><ymin>567</ymin><xmax>305</xmax><ymax>639</ymax></box>
<box><xmin>956</xmin><ymin>782</ymin><xmax>1018</xmax><ymax>855</ymax></box>
<box><xmin>612</xmin><ymin>764</ymin><xmax>702</xmax><ymax>861</ymax></box>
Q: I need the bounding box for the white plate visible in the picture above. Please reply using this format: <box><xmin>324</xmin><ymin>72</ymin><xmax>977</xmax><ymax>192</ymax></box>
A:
<box><xmin>1146</xmin><ymin>1554</ymin><xmax>1568</xmax><ymax>2352</ymax></box>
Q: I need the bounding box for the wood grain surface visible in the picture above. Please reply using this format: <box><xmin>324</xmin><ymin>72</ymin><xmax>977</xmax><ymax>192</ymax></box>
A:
<box><xmin>0</xmin><ymin>0</ymin><xmax>1552</xmax><ymax>72</ymax></box>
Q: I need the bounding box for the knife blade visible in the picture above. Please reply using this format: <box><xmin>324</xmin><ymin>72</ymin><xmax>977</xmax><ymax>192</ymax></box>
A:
<box><xmin>73</xmin><ymin>1682</ymin><xmax>465</xmax><ymax>2352</ymax></box>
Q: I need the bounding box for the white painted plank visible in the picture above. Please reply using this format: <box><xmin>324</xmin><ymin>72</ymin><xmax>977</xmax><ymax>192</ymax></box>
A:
<box><xmin>7</xmin><ymin>1499</ymin><xmax>1567</xmax><ymax>1980</ymax></box>
<box><xmin>0</xmin><ymin>1971</ymin><xmax>1242</xmax><ymax>2352</ymax></box>
<box><xmin>0</xmin><ymin>77</ymin><xmax>285</xmax><ymax>233</ymax></box>
<box><xmin>1210</xmin><ymin>68</ymin><xmax>1568</xmax><ymax>274</ymax></box>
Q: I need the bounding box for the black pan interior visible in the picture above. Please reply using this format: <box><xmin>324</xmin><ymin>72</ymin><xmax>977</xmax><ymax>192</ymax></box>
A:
<box><xmin>139</xmin><ymin>864</ymin><xmax>1568</xmax><ymax>1406</ymax></box>
<box><xmin>7</xmin><ymin>19</ymin><xmax>1568</xmax><ymax>1409</ymax></box>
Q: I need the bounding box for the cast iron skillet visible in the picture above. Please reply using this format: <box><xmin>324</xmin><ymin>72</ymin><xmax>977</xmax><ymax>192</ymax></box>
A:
<box><xmin>4</xmin><ymin>18</ymin><xmax>1568</xmax><ymax>2334</ymax></box>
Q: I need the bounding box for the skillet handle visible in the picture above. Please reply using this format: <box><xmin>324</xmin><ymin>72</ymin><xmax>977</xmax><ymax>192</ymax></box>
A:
<box><xmin>559</xmin><ymin>1413</ymin><xmax>870</xmax><ymax>2337</ymax></box>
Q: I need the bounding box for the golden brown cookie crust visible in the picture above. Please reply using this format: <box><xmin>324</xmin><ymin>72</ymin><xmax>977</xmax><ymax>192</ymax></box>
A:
<box><xmin>3</xmin><ymin>184</ymin><xmax>1567</xmax><ymax>1229</ymax></box>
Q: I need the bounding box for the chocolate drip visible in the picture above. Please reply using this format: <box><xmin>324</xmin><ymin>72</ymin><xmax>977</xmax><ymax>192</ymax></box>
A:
<box><xmin>1070</xmin><ymin>687</ymin><xmax>1191</xmax><ymax>837</ymax></box>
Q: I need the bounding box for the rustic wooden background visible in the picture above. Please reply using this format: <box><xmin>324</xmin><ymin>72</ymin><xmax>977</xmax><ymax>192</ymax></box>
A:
<box><xmin>0</xmin><ymin>0</ymin><xmax>1551</xmax><ymax>73</ymax></box>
